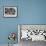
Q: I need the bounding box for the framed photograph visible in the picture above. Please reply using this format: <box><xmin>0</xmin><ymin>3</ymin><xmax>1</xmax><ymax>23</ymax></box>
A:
<box><xmin>18</xmin><ymin>24</ymin><xmax>46</xmax><ymax>42</ymax></box>
<box><xmin>4</xmin><ymin>6</ymin><xmax>17</xmax><ymax>17</ymax></box>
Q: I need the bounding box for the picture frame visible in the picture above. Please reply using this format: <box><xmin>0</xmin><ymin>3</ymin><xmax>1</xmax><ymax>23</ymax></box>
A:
<box><xmin>18</xmin><ymin>24</ymin><xmax>46</xmax><ymax>42</ymax></box>
<box><xmin>4</xmin><ymin>6</ymin><xmax>17</xmax><ymax>17</ymax></box>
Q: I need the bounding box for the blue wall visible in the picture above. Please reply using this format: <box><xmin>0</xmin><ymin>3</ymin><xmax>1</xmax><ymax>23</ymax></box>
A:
<box><xmin>0</xmin><ymin>0</ymin><xmax>46</xmax><ymax>44</ymax></box>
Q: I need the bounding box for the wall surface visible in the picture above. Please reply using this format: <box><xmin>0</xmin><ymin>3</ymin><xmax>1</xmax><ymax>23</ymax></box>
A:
<box><xmin>0</xmin><ymin>0</ymin><xmax>46</xmax><ymax>45</ymax></box>
<box><xmin>0</xmin><ymin>0</ymin><xmax>18</xmax><ymax>44</ymax></box>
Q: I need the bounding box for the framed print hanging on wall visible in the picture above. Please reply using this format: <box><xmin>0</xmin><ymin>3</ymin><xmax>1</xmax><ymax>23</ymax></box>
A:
<box><xmin>4</xmin><ymin>6</ymin><xmax>17</xmax><ymax>17</ymax></box>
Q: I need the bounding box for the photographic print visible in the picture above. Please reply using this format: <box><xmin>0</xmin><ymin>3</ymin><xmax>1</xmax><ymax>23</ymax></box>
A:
<box><xmin>4</xmin><ymin>6</ymin><xmax>17</xmax><ymax>17</ymax></box>
<box><xmin>18</xmin><ymin>24</ymin><xmax>46</xmax><ymax>41</ymax></box>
